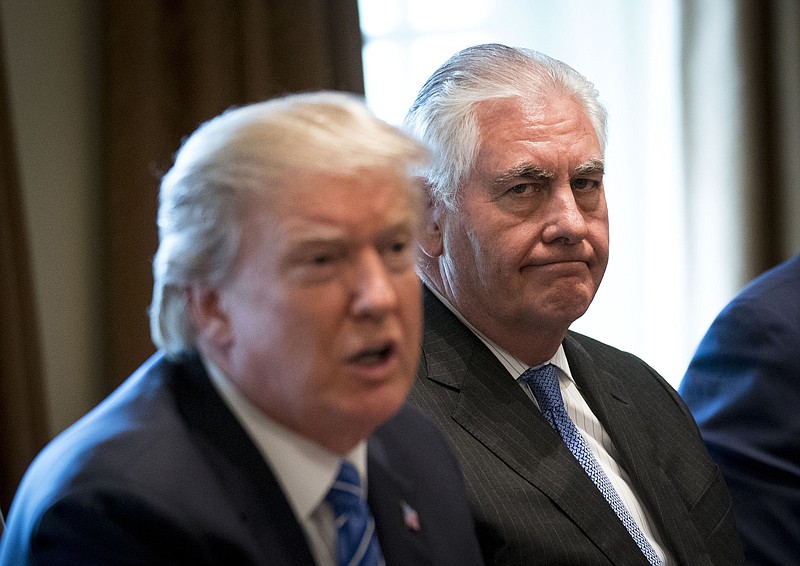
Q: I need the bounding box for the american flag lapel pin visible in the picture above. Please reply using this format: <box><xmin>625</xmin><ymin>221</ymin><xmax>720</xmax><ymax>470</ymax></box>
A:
<box><xmin>400</xmin><ymin>500</ymin><xmax>421</xmax><ymax>532</ymax></box>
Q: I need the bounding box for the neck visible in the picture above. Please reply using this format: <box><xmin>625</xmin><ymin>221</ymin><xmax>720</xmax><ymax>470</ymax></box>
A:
<box><xmin>422</xmin><ymin>276</ymin><xmax>567</xmax><ymax>367</ymax></box>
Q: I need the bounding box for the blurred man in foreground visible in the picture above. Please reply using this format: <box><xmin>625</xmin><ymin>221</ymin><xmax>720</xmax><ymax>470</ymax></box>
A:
<box><xmin>0</xmin><ymin>91</ymin><xmax>483</xmax><ymax>566</ymax></box>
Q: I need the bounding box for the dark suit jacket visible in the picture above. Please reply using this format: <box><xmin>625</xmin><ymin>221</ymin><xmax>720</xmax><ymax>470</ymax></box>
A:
<box><xmin>0</xmin><ymin>352</ymin><xmax>483</xmax><ymax>566</ymax></box>
<box><xmin>408</xmin><ymin>287</ymin><xmax>743</xmax><ymax>565</ymax></box>
<box><xmin>680</xmin><ymin>255</ymin><xmax>800</xmax><ymax>565</ymax></box>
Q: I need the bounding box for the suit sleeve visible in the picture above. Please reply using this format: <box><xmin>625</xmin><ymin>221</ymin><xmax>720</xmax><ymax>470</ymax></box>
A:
<box><xmin>680</xmin><ymin>296</ymin><xmax>800</xmax><ymax>565</ymax></box>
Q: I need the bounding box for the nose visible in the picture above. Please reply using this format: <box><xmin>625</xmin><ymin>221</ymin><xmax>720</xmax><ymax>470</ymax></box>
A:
<box><xmin>351</xmin><ymin>250</ymin><xmax>398</xmax><ymax>318</ymax></box>
<box><xmin>541</xmin><ymin>185</ymin><xmax>588</xmax><ymax>245</ymax></box>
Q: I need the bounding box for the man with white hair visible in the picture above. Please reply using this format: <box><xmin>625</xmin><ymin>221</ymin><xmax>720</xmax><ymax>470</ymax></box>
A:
<box><xmin>0</xmin><ymin>91</ymin><xmax>483</xmax><ymax>566</ymax></box>
<box><xmin>405</xmin><ymin>43</ymin><xmax>743</xmax><ymax>565</ymax></box>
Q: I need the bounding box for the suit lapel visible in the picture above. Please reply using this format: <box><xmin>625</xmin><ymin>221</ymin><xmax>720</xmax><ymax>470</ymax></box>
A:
<box><xmin>563</xmin><ymin>333</ymin><xmax>660</xmax><ymax>501</ymax></box>
<box><xmin>421</xmin><ymin>289</ymin><xmax>648</xmax><ymax>564</ymax></box>
<box><xmin>171</xmin><ymin>354</ymin><xmax>316</xmax><ymax>566</ymax></box>
<box><xmin>563</xmin><ymin>335</ymin><xmax>709</xmax><ymax>563</ymax></box>
<box><xmin>366</xmin><ymin>434</ymin><xmax>433</xmax><ymax>566</ymax></box>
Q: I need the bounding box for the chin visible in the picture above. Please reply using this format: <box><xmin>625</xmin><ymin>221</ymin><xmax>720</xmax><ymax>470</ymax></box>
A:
<box><xmin>367</xmin><ymin>385</ymin><xmax>412</xmax><ymax>426</ymax></box>
<box><xmin>534</xmin><ymin>302</ymin><xmax>592</xmax><ymax>331</ymax></box>
<box><xmin>313</xmin><ymin>395</ymin><xmax>407</xmax><ymax>454</ymax></box>
<box><xmin>541</xmin><ymin>284</ymin><xmax>594</xmax><ymax>313</ymax></box>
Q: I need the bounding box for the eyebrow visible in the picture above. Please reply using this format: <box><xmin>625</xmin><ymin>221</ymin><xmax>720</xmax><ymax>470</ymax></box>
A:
<box><xmin>493</xmin><ymin>158</ymin><xmax>605</xmax><ymax>186</ymax></box>
<box><xmin>287</xmin><ymin>217</ymin><xmax>415</xmax><ymax>249</ymax></box>
<box><xmin>574</xmin><ymin>158</ymin><xmax>605</xmax><ymax>176</ymax></box>
<box><xmin>493</xmin><ymin>164</ymin><xmax>555</xmax><ymax>188</ymax></box>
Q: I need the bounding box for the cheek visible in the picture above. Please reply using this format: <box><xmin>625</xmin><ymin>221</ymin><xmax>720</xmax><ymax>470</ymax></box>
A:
<box><xmin>586</xmin><ymin>227</ymin><xmax>610</xmax><ymax>289</ymax></box>
<box><xmin>474</xmin><ymin>229</ymin><xmax>528</xmax><ymax>283</ymax></box>
<box><xmin>589</xmin><ymin>219</ymin><xmax>610</xmax><ymax>262</ymax></box>
<box><xmin>248</xmin><ymin>293</ymin><xmax>334</xmax><ymax>373</ymax></box>
<box><xmin>291</xmin><ymin>302</ymin><xmax>345</xmax><ymax>361</ymax></box>
<box><xmin>396</xmin><ymin>274</ymin><xmax>423</xmax><ymax>333</ymax></box>
<box><xmin>451</xmin><ymin>225</ymin><xmax>498</xmax><ymax>271</ymax></box>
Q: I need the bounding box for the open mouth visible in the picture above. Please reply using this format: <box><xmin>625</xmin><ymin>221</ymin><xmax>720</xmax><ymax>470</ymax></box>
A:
<box><xmin>350</xmin><ymin>342</ymin><xmax>395</xmax><ymax>366</ymax></box>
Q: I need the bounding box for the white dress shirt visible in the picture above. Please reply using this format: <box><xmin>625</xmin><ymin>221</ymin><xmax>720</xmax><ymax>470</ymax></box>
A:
<box><xmin>428</xmin><ymin>287</ymin><xmax>674</xmax><ymax>565</ymax></box>
<box><xmin>205</xmin><ymin>359</ymin><xmax>367</xmax><ymax>566</ymax></box>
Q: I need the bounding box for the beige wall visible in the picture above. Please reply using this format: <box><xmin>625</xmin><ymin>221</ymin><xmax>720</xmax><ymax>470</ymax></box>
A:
<box><xmin>2</xmin><ymin>0</ymin><xmax>102</xmax><ymax>436</ymax></box>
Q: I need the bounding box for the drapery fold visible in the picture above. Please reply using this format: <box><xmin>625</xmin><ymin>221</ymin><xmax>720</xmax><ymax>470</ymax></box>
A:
<box><xmin>0</xmin><ymin>11</ymin><xmax>49</xmax><ymax>515</ymax></box>
<box><xmin>682</xmin><ymin>0</ymin><xmax>800</xmax><ymax>290</ymax></box>
<box><xmin>2</xmin><ymin>0</ymin><xmax>363</xmax><ymax>513</ymax></box>
<box><xmin>102</xmin><ymin>0</ymin><xmax>364</xmax><ymax>389</ymax></box>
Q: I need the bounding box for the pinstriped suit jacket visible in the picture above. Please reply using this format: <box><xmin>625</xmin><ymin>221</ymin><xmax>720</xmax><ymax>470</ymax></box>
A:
<box><xmin>408</xmin><ymin>287</ymin><xmax>744</xmax><ymax>565</ymax></box>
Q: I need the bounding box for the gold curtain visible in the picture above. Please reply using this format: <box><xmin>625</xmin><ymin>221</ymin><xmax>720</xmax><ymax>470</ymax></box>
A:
<box><xmin>101</xmin><ymin>0</ymin><xmax>365</xmax><ymax>389</ymax></box>
<box><xmin>0</xmin><ymin>12</ymin><xmax>49</xmax><ymax>514</ymax></box>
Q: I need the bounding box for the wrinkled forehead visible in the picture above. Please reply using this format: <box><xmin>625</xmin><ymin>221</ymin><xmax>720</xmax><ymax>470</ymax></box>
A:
<box><xmin>474</xmin><ymin>93</ymin><xmax>595</xmax><ymax>134</ymax></box>
<box><xmin>472</xmin><ymin>96</ymin><xmax>601</xmax><ymax>165</ymax></box>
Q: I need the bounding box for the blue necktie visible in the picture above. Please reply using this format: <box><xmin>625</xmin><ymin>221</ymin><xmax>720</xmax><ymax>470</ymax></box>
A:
<box><xmin>325</xmin><ymin>461</ymin><xmax>384</xmax><ymax>566</ymax></box>
<box><xmin>521</xmin><ymin>364</ymin><xmax>664</xmax><ymax>566</ymax></box>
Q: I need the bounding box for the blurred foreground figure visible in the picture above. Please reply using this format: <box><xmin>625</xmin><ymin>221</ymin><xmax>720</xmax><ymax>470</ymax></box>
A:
<box><xmin>0</xmin><ymin>91</ymin><xmax>483</xmax><ymax>566</ymax></box>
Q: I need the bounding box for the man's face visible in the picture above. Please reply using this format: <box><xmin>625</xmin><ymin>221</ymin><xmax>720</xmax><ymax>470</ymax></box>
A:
<box><xmin>202</xmin><ymin>170</ymin><xmax>422</xmax><ymax>453</ymax></box>
<box><xmin>435</xmin><ymin>95</ymin><xmax>609</xmax><ymax>342</ymax></box>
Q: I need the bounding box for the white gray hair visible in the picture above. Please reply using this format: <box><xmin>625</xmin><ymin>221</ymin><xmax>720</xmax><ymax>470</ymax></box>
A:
<box><xmin>404</xmin><ymin>43</ymin><xmax>608</xmax><ymax>209</ymax></box>
<box><xmin>150</xmin><ymin>91</ymin><xmax>429</xmax><ymax>357</ymax></box>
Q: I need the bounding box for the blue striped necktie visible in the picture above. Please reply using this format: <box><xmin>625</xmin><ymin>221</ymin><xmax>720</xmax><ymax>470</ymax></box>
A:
<box><xmin>325</xmin><ymin>461</ymin><xmax>384</xmax><ymax>566</ymax></box>
<box><xmin>521</xmin><ymin>364</ymin><xmax>664</xmax><ymax>566</ymax></box>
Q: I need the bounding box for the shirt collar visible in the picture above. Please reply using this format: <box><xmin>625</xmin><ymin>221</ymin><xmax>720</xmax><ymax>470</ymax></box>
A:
<box><xmin>203</xmin><ymin>358</ymin><xmax>368</xmax><ymax>522</ymax></box>
<box><xmin>426</xmin><ymin>284</ymin><xmax>574</xmax><ymax>381</ymax></box>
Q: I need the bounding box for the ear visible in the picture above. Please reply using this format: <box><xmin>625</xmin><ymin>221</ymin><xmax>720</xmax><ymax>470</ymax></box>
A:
<box><xmin>417</xmin><ymin>186</ymin><xmax>445</xmax><ymax>258</ymax></box>
<box><xmin>186</xmin><ymin>285</ymin><xmax>233</xmax><ymax>351</ymax></box>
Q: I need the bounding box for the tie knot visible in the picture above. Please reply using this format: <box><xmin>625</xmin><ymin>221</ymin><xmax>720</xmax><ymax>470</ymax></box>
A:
<box><xmin>520</xmin><ymin>363</ymin><xmax>567</xmax><ymax>430</ymax></box>
<box><xmin>326</xmin><ymin>461</ymin><xmax>364</xmax><ymax>516</ymax></box>
<box><xmin>520</xmin><ymin>364</ymin><xmax>561</xmax><ymax>405</ymax></box>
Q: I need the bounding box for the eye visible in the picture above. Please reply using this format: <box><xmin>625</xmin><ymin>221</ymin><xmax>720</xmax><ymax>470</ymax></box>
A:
<box><xmin>284</xmin><ymin>240</ymin><xmax>349</xmax><ymax>285</ymax></box>
<box><xmin>299</xmin><ymin>248</ymin><xmax>343</xmax><ymax>271</ymax></box>
<box><xmin>310</xmin><ymin>253</ymin><xmax>333</xmax><ymax>265</ymax></box>
<box><xmin>381</xmin><ymin>236</ymin><xmax>415</xmax><ymax>271</ymax></box>
<box><xmin>571</xmin><ymin>178</ymin><xmax>600</xmax><ymax>191</ymax></box>
<box><xmin>388</xmin><ymin>240</ymin><xmax>408</xmax><ymax>254</ymax></box>
<box><xmin>508</xmin><ymin>183</ymin><xmax>539</xmax><ymax>196</ymax></box>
